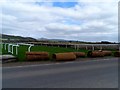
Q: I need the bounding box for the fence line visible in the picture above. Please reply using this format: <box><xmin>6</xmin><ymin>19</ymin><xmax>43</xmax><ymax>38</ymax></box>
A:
<box><xmin>2</xmin><ymin>43</ymin><xmax>119</xmax><ymax>56</ymax></box>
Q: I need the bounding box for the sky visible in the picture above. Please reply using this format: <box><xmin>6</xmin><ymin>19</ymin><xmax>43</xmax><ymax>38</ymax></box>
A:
<box><xmin>0</xmin><ymin>0</ymin><xmax>118</xmax><ymax>42</ymax></box>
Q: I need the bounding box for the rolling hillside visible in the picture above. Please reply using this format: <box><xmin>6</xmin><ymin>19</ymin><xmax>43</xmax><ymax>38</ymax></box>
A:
<box><xmin>1</xmin><ymin>34</ymin><xmax>37</xmax><ymax>42</ymax></box>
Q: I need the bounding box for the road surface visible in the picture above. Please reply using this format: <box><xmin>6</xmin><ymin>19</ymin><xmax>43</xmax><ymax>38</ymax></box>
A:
<box><xmin>2</xmin><ymin>58</ymin><xmax>118</xmax><ymax>88</ymax></box>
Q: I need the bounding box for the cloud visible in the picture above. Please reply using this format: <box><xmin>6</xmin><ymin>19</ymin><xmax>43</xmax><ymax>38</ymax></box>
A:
<box><xmin>1</xmin><ymin>0</ymin><xmax>118</xmax><ymax>42</ymax></box>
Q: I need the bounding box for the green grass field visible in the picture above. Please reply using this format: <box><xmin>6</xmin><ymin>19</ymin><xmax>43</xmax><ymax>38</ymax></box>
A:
<box><xmin>2</xmin><ymin>44</ymin><xmax>89</xmax><ymax>62</ymax></box>
<box><xmin>1</xmin><ymin>43</ymin><xmax>118</xmax><ymax>62</ymax></box>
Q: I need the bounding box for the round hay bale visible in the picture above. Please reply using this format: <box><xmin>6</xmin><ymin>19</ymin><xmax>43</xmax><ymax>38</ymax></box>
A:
<box><xmin>87</xmin><ymin>51</ymin><xmax>104</xmax><ymax>57</ymax></box>
<box><xmin>26</xmin><ymin>52</ymin><xmax>49</xmax><ymax>61</ymax></box>
<box><xmin>102</xmin><ymin>51</ymin><xmax>112</xmax><ymax>56</ymax></box>
<box><xmin>73</xmin><ymin>52</ymin><xmax>86</xmax><ymax>58</ymax></box>
<box><xmin>114</xmin><ymin>51</ymin><xmax>120</xmax><ymax>57</ymax></box>
<box><xmin>26</xmin><ymin>55</ymin><xmax>37</xmax><ymax>61</ymax></box>
<box><xmin>26</xmin><ymin>52</ymin><xmax>48</xmax><ymax>55</ymax></box>
<box><xmin>53</xmin><ymin>52</ymin><xmax>76</xmax><ymax>61</ymax></box>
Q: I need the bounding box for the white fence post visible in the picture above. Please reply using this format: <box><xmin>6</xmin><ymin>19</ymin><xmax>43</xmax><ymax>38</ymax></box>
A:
<box><xmin>15</xmin><ymin>45</ymin><xmax>19</xmax><ymax>55</ymax></box>
<box><xmin>100</xmin><ymin>46</ymin><xmax>102</xmax><ymax>50</ymax></box>
<box><xmin>28</xmin><ymin>45</ymin><xmax>34</xmax><ymax>52</ymax></box>
<box><xmin>92</xmin><ymin>45</ymin><xmax>94</xmax><ymax>51</ymax></box>
<box><xmin>74</xmin><ymin>45</ymin><xmax>76</xmax><ymax>50</ymax></box>
<box><xmin>8</xmin><ymin>44</ymin><xmax>12</xmax><ymax>53</ymax></box>
<box><xmin>5</xmin><ymin>43</ymin><xmax>19</xmax><ymax>55</ymax></box>
<box><xmin>11</xmin><ymin>45</ymin><xmax>18</xmax><ymax>55</ymax></box>
<box><xmin>77</xmin><ymin>45</ymin><xmax>79</xmax><ymax>50</ymax></box>
<box><xmin>66</xmin><ymin>44</ymin><xmax>67</xmax><ymax>48</ymax></box>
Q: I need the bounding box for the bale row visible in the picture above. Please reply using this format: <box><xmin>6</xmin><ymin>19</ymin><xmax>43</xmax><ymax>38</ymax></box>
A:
<box><xmin>26</xmin><ymin>52</ymin><xmax>85</xmax><ymax>61</ymax></box>
<box><xmin>26</xmin><ymin>50</ymin><xmax>118</xmax><ymax>61</ymax></box>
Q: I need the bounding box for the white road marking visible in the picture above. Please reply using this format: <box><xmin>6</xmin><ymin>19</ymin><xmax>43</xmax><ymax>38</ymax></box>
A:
<box><xmin>3</xmin><ymin>58</ymin><xmax>118</xmax><ymax>69</ymax></box>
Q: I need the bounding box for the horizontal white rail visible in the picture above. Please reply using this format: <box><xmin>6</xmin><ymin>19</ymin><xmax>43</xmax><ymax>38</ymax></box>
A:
<box><xmin>17</xmin><ymin>43</ymin><xmax>34</xmax><ymax>52</ymax></box>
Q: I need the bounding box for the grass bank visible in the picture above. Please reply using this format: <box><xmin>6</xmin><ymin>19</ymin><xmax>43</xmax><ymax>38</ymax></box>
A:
<box><xmin>2</xmin><ymin>44</ymin><xmax>88</xmax><ymax>62</ymax></box>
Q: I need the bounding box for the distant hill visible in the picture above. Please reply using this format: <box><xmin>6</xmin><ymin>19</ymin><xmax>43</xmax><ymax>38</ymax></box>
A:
<box><xmin>1</xmin><ymin>34</ymin><xmax>37</xmax><ymax>42</ymax></box>
<box><xmin>1</xmin><ymin>34</ymin><xmax>117</xmax><ymax>44</ymax></box>
<box><xmin>2</xmin><ymin>34</ymin><xmax>36</xmax><ymax>40</ymax></box>
<box><xmin>38</xmin><ymin>38</ymin><xmax>67</xmax><ymax>42</ymax></box>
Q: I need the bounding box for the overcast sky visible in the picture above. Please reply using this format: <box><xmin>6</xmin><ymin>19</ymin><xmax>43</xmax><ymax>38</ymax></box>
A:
<box><xmin>1</xmin><ymin>0</ymin><xmax>118</xmax><ymax>42</ymax></box>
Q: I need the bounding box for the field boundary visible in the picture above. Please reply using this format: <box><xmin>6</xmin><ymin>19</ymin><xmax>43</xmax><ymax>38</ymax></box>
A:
<box><xmin>2</xmin><ymin>57</ymin><xmax>118</xmax><ymax>68</ymax></box>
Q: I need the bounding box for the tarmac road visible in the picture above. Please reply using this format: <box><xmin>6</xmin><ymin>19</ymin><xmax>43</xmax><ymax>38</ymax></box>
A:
<box><xmin>2</xmin><ymin>58</ymin><xmax>118</xmax><ymax>88</ymax></box>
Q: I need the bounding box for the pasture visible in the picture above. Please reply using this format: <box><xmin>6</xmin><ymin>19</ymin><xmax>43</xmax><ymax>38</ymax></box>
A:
<box><xmin>1</xmin><ymin>43</ymin><xmax>88</xmax><ymax>61</ymax></box>
<box><xmin>1</xmin><ymin>43</ymin><xmax>119</xmax><ymax>62</ymax></box>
